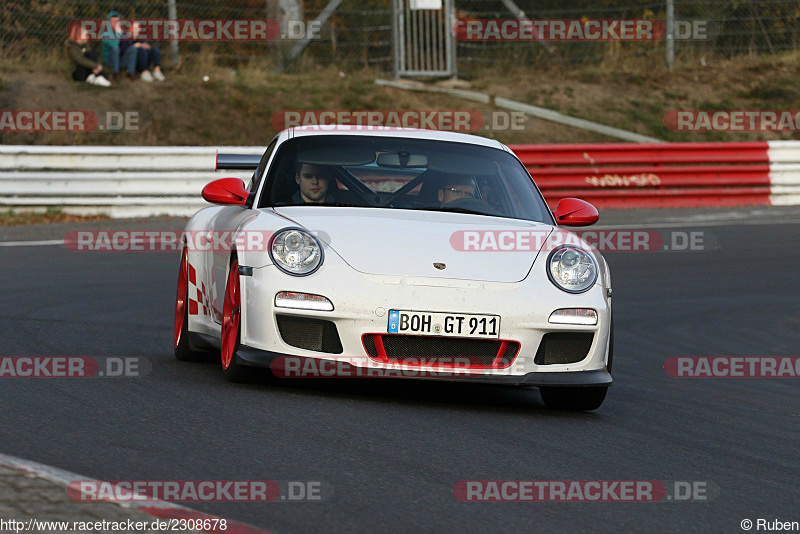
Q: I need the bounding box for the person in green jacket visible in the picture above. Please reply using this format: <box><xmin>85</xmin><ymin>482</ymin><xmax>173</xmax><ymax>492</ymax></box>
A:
<box><xmin>66</xmin><ymin>25</ymin><xmax>111</xmax><ymax>87</ymax></box>
<box><xmin>100</xmin><ymin>10</ymin><xmax>122</xmax><ymax>82</ymax></box>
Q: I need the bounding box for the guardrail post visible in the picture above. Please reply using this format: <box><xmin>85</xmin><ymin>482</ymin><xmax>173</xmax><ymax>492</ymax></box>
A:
<box><xmin>168</xmin><ymin>0</ymin><xmax>179</xmax><ymax>68</ymax></box>
<box><xmin>666</xmin><ymin>0</ymin><xmax>674</xmax><ymax>70</ymax></box>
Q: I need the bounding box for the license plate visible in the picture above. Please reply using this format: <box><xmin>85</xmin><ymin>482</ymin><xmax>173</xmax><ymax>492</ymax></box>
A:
<box><xmin>387</xmin><ymin>310</ymin><xmax>500</xmax><ymax>339</ymax></box>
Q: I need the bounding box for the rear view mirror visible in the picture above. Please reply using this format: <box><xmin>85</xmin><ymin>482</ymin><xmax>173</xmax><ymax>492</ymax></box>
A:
<box><xmin>297</xmin><ymin>146</ymin><xmax>375</xmax><ymax>166</ymax></box>
<box><xmin>376</xmin><ymin>152</ymin><xmax>428</xmax><ymax>168</ymax></box>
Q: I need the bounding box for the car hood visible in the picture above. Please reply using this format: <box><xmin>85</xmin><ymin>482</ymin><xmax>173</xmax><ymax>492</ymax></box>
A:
<box><xmin>271</xmin><ymin>207</ymin><xmax>553</xmax><ymax>282</ymax></box>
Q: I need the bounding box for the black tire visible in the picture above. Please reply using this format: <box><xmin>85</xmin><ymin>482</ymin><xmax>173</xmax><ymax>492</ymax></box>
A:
<box><xmin>174</xmin><ymin>248</ymin><xmax>212</xmax><ymax>362</ymax></box>
<box><xmin>221</xmin><ymin>335</ymin><xmax>249</xmax><ymax>382</ymax></box>
<box><xmin>222</xmin><ymin>348</ymin><xmax>249</xmax><ymax>382</ymax></box>
<box><xmin>174</xmin><ymin>299</ymin><xmax>199</xmax><ymax>361</ymax></box>
<box><xmin>540</xmin><ymin>386</ymin><xmax>608</xmax><ymax>411</ymax></box>
<box><xmin>606</xmin><ymin>313</ymin><xmax>614</xmax><ymax>372</ymax></box>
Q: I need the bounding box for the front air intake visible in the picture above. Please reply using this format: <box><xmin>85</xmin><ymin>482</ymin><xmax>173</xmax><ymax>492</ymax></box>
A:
<box><xmin>534</xmin><ymin>332</ymin><xmax>594</xmax><ymax>365</ymax></box>
<box><xmin>362</xmin><ymin>334</ymin><xmax>520</xmax><ymax>368</ymax></box>
<box><xmin>276</xmin><ymin>315</ymin><xmax>343</xmax><ymax>354</ymax></box>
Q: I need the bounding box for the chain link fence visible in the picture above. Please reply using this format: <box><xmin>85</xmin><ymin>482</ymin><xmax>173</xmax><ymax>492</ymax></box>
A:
<box><xmin>456</xmin><ymin>0</ymin><xmax>800</xmax><ymax>73</ymax></box>
<box><xmin>2</xmin><ymin>0</ymin><xmax>798</xmax><ymax>73</ymax></box>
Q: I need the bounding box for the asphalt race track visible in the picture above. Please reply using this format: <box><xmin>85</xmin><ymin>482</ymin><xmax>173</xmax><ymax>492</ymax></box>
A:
<box><xmin>1</xmin><ymin>207</ymin><xmax>799</xmax><ymax>533</ymax></box>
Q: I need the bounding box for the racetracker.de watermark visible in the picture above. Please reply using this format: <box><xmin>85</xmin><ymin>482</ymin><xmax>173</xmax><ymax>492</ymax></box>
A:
<box><xmin>453</xmin><ymin>480</ymin><xmax>716</xmax><ymax>502</ymax></box>
<box><xmin>664</xmin><ymin>357</ymin><xmax>800</xmax><ymax>378</ymax></box>
<box><xmin>64</xmin><ymin>230</ymin><xmax>331</xmax><ymax>252</ymax></box>
<box><xmin>67</xmin><ymin>480</ymin><xmax>329</xmax><ymax>502</ymax></box>
<box><xmin>450</xmin><ymin>229</ymin><xmax>710</xmax><ymax>252</ymax></box>
<box><xmin>665</xmin><ymin>110</ymin><xmax>800</xmax><ymax>132</ymax></box>
<box><xmin>271</xmin><ymin>356</ymin><xmax>507</xmax><ymax>378</ymax></box>
<box><xmin>0</xmin><ymin>357</ymin><xmax>149</xmax><ymax>378</ymax></box>
<box><xmin>0</xmin><ymin>111</ymin><xmax>147</xmax><ymax>133</ymax></box>
<box><xmin>68</xmin><ymin>19</ymin><xmax>320</xmax><ymax>41</ymax></box>
<box><xmin>65</xmin><ymin>229</ymin><xmax>712</xmax><ymax>253</ymax></box>
<box><xmin>453</xmin><ymin>19</ymin><xmax>711</xmax><ymax>41</ymax></box>
<box><xmin>271</xmin><ymin>110</ymin><xmax>529</xmax><ymax>132</ymax></box>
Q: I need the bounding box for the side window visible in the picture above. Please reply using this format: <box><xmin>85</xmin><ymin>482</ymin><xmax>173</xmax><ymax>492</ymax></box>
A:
<box><xmin>250</xmin><ymin>139</ymin><xmax>278</xmax><ymax>194</ymax></box>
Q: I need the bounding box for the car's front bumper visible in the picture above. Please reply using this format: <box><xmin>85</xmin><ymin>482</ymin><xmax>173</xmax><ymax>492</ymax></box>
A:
<box><xmin>236</xmin><ymin>346</ymin><xmax>612</xmax><ymax>386</ymax></box>
<box><xmin>233</xmin><ymin>248</ymin><xmax>612</xmax><ymax>382</ymax></box>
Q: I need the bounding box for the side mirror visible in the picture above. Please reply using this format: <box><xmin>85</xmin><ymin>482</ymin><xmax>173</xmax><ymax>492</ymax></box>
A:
<box><xmin>202</xmin><ymin>178</ymin><xmax>248</xmax><ymax>206</ymax></box>
<box><xmin>552</xmin><ymin>198</ymin><xmax>599</xmax><ymax>227</ymax></box>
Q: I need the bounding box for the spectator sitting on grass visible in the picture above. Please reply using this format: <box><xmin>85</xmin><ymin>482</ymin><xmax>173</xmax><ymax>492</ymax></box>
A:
<box><xmin>100</xmin><ymin>10</ymin><xmax>122</xmax><ymax>82</ymax></box>
<box><xmin>118</xmin><ymin>22</ymin><xmax>166</xmax><ymax>82</ymax></box>
<box><xmin>135</xmin><ymin>40</ymin><xmax>166</xmax><ymax>82</ymax></box>
<box><xmin>66</xmin><ymin>25</ymin><xmax>111</xmax><ymax>87</ymax></box>
<box><xmin>118</xmin><ymin>22</ymin><xmax>139</xmax><ymax>81</ymax></box>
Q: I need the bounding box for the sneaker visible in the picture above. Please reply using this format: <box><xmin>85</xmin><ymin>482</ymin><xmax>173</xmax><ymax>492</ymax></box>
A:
<box><xmin>153</xmin><ymin>70</ymin><xmax>166</xmax><ymax>82</ymax></box>
<box><xmin>86</xmin><ymin>73</ymin><xmax>97</xmax><ymax>84</ymax></box>
<box><xmin>93</xmin><ymin>75</ymin><xmax>112</xmax><ymax>87</ymax></box>
<box><xmin>141</xmin><ymin>70</ymin><xmax>154</xmax><ymax>82</ymax></box>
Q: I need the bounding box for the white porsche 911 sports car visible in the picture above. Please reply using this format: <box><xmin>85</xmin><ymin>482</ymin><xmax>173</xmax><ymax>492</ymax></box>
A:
<box><xmin>174</xmin><ymin>126</ymin><xmax>613</xmax><ymax>410</ymax></box>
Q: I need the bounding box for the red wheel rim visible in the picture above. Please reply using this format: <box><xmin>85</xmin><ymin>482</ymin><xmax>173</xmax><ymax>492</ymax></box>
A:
<box><xmin>174</xmin><ymin>248</ymin><xmax>188</xmax><ymax>349</ymax></box>
<box><xmin>221</xmin><ymin>260</ymin><xmax>240</xmax><ymax>369</ymax></box>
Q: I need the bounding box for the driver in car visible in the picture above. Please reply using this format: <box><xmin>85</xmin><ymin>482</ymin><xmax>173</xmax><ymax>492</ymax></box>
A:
<box><xmin>293</xmin><ymin>163</ymin><xmax>338</xmax><ymax>204</ymax></box>
<box><xmin>438</xmin><ymin>175</ymin><xmax>477</xmax><ymax>207</ymax></box>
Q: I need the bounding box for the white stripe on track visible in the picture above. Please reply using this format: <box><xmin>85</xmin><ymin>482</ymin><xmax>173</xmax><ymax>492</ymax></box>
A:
<box><xmin>0</xmin><ymin>239</ymin><xmax>64</xmax><ymax>247</ymax></box>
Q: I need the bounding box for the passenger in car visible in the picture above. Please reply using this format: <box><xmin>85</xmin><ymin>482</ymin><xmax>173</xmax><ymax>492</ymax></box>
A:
<box><xmin>292</xmin><ymin>163</ymin><xmax>338</xmax><ymax>204</ymax></box>
<box><xmin>437</xmin><ymin>175</ymin><xmax>478</xmax><ymax>206</ymax></box>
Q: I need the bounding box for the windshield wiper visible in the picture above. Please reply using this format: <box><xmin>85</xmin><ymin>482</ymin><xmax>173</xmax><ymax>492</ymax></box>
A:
<box><xmin>324</xmin><ymin>202</ymin><xmax>374</xmax><ymax>208</ymax></box>
<box><xmin>417</xmin><ymin>206</ymin><xmax>495</xmax><ymax>217</ymax></box>
<box><xmin>276</xmin><ymin>202</ymin><xmax>373</xmax><ymax>208</ymax></box>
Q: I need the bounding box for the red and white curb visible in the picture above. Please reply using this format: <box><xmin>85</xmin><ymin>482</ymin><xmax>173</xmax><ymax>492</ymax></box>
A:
<box><xmin>0</xmin><ymin>452</ymin><xmax>272</xmax><ymax>534</ymax></box>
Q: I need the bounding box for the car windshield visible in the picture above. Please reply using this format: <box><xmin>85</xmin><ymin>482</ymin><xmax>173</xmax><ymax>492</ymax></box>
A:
<box><xmin>260</xmin><ymin>135</ymin><xmax>553</xmax><ymax>224</ymax></box>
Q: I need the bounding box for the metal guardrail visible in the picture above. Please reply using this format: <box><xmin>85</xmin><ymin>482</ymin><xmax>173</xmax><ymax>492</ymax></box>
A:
<box><xmin>1</xmin><ymin>142</ymin><xmax>798</xmax><ymax>217</ymax></box>
<box><xmin>517</xmin><ymin>141</ymin><xmax>800</xmax><ymax>209</ymax></box>
<box><xmin>0</xmin><ymin>146</ymin><xmax>264</xmax><ymax>218</ymax></box>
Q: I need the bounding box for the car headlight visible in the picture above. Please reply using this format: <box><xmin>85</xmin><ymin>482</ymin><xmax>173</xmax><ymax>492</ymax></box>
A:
<box><xmin>547</xmin><ymin>245</ymin><xmax>598</xmax><ymax>293</ymax></box>
<box><xmin>269</xmin><ymin>228</ymin><xmax>323</xmax><ymax>276</ymax></box>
